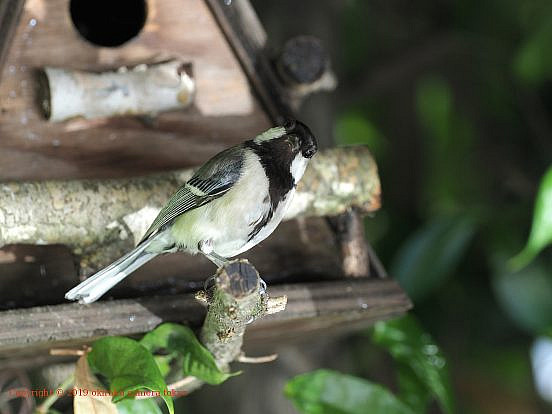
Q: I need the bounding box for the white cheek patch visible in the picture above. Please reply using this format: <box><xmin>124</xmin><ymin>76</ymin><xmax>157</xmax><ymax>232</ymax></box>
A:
<box><xmin>290</xmin><ymin>154</ymin><xmax>309</xmax><ymax>185</ymax></box>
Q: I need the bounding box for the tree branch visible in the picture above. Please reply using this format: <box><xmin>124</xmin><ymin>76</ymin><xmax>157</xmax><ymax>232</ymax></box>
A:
<box><xmin>160</xmin><ymin>259</ymin><xmax>287</xmax><ymax>395</ymax></box>
<box><xmin>0</xmin><ymin>146</ymin><xmax>380</xmax><ymax>273</ymax></box>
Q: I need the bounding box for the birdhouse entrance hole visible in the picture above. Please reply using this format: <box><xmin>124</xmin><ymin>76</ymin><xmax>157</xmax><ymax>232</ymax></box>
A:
<box><xmin>69</xmin><ymin>0</ymin><xmax>147</xmax><ymax>47</ymax></box>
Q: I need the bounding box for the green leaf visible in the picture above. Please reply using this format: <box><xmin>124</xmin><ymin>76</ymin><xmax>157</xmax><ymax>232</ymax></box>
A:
<box><xmin>493</xmin><ymin>257</ymin><xmax>552</xmax><ymax>334</ymax></box>
<box><xmin>514</xmin><ymin>13</ymin><xmax>552</xmax><ymax>85</ymax></box>
<box><xmin>154</xmin><ymin>354</ymin><xmax>175</xmax><ymax>378</ymax></box>
<box><xmin>116</xmin><ymin>398</ymin><xmax>162</xmax><ymax>414</ymax></box>
<box><xmin>372</xmin><ymin>316</ymin><xmax>455</xmax><ymax>414</ymax></box>
<box><xmin>391</xmin><ymin>215</ymin><xmax>476</xmax><ymax>301</ymax></box>
<box><xmin>140</xmin><ymin>323</ymin><xmax>238</xmax><ymax>385</ymax></box>
<box><xmin>416</xmin><ymin>76</ymin><xmax>479</xmax><ymax>214</ymax></box>
<box><xmin>334</xmin><ymin>112</ymin><xmax>387</xmax><ymax>158</ymax></box>
<box><xmin>396</xmin><ymin>365</ymin><xmax>431</xmax><ymax>413</ymax></box>
<box><xmin>509</xmin><ymin>166</ymin><xmax>552</xmax><ymax>270</ymax></box>
<box><xmin>87</xmin><ymin>337</ymin><xmax>173</xmax><ymax>414</ymax></box>
<box><xmin>284</xmin><ymin>369</ymin><xmax>414</xmax><ymax>414</ymax></box>
<box><xmin>416</xmin><ymin>76</ymin><xmax>453</xmax><ymax>142</ymax></box>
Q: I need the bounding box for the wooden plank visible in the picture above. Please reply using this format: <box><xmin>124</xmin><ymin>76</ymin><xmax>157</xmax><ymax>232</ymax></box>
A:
<box><xmin>0</xmin><ymin>0</ymin><xmax>25</xmax><ymax>82</ymax></box>
<box><xmin>0</xmin><ymin>0</ymin><xmax>270</xmax><ymax>180</ymax></box>
<box><xmin>205</xmin><ymin>0</ymin><xmax>292</xmax><ymax>121</ymax></box>
<box><xmin>0</xmin><ymin>244</ymin><xmax>76</xmax><ymax>310</ymax></box>
<box><xmin>0</xmin><ymin>279</ymin><xmax>411</xmax><ymax>369</ymax></box>
<box><xmin>0</xmin><ymin>218</ymin><xmax>344</xmax><ymax>309</ymax></box>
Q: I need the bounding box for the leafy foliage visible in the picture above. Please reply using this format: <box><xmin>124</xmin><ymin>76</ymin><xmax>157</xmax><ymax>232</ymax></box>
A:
<box><xmin>87</xmin><ymin>337</ymin><xmax>173</xmax><ymax>414</ymax></box>
<box><xmin>493</xmin><ymin>257</ymin><xmax>552</xmax><ymax>334</ymax></box>
<box><xmin>116</xmin><ymin>399</ymin><xmax>163</xmax><ymax>414</ymax></box>
<box><xmin>391</xmin><ymin>215</ymin><xmax>475</xmax><ymax>301</ymax></box>
<box><xmin>73</xmin><ymin>355</ymin><xmax>117</xmax><ymax>414</ymax></box>
<box><xmin>415</xmin><ymin>76</ymin><xmax>479</xmax><ymax>215</ymax></box>
<box><xmin>372</xmin><ymin>316</ymin><xmax>455</xmax><ymax>414</ymax></box>
<box><xmin>285</xmin><ymin>370</ymin><xmax>414</xmax><ymax>414</ymax></box>
<box><xmin>416</xmin><ymin>76</ymin><xmax>453</xmax><ymax>143</ymax></box>
<box><xmin>334</xmin><ymin>112</ymin><xmax>387</xmax><ymax>158</ymax></box>
<box><xmin>140</xmin><ymin>323</ymin><xmax>238</xmax><ymax>385</ymax></box>
<box><xmin>285</xmin><ymin>316</ymin><xmax>454</xmax><ymax>414</ymax></box>
<box><xmin>514</xmin><ymin>9</ymin><xmax>552</xmax><ymax>85</ymax></box>
<box><xmin>510</xmin><ymin>166</ymin><xmax>552</xmax><ymax>270</ymax></box>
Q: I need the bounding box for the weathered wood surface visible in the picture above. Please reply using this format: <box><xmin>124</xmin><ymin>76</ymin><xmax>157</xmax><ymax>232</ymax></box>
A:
<box><xmin>43</xmin><ymin>60</ymin><xmax>195</xmax><ymax>122</ymax></box>
<box><xmin>0</xmin><ymin>0</ymin><xmax>270</xmax><ymax>181</ymax></box>
<box><xmin>0</xmin><ymin>0</ymin><xmax>25</xmax><ymax>82</ymax></box>
<box><xmin>206</xmin><ymin>0</ymin><xmax>292</xmax><ymax>121</ymax></box>
<box><xmin>0</xmin><ymin>147</ymin><xmax>380</xmax><ymax>274</ymax></box>
<box><xmin>206</xmin><ymin>1</ymin><xmax>336</xmax><ymax>120</ymax></box>
<box><xmin>275</xmin><ymin>35</ymin><xmax>337</xmax><ymax>108</ymax></box>
<box><xmin>0</xmin><ymin>279</ymin><xmax>411</xmax><ymax>370</ymax></box>
<box><xmin>0</xmin><ymin>218</ymin><xmax>343</xmax><ymax>309</ymax></box>
<box><xmin>327</xmin><ymin>209</ymin><xmax>371</xmax><ymax>278</ymax></box>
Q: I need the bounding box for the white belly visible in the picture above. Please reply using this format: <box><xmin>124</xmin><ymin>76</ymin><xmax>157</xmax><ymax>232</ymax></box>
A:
<box><xmin>170</xmin><ymin>152</ymin><xmax>273</xmax><ymax>257</ymax></box>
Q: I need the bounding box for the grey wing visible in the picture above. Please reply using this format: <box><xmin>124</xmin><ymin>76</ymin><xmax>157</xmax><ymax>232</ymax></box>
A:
<box><xmin>139</xmin><ymin>146</ymin><xmax>245</xmax><ymax>243</ymax></box>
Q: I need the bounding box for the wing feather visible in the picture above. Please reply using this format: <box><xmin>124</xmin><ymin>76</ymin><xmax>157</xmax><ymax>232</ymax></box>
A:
<box><xmin>139</xmin><ymin>146</ymin><xmax>245</xmax><ymax>243</ymax></box>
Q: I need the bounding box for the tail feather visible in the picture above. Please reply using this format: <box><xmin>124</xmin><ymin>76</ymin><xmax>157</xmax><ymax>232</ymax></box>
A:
<box><xmin>65</xmin><ymin>240</ymin><xmax>158</xmax><ymax>304</ymax></box>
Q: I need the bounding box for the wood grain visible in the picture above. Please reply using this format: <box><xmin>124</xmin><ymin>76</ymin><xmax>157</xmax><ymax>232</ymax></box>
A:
<box><xmin>0</xmin><ymin>0</ymin><xmax>25</xmax><ymax>81</ymax></box>
<box><xmin>0</xmin><ymin>0</ymin><xmax>270</xmax><ymax>181</ymax></box>
<box><xmin>206</xmin><ymin>0</ymin><xmax>292</xmax><ymax>121</ymax></box>
<box><xmin>0</xmin><ymin>278</ymin><xmax>411</xmax><ymax>369</ymax></box>
<box><xmin>0</xmin><ymin>218</ymin><xmax>344</xmax><ymax>309</ymax></box>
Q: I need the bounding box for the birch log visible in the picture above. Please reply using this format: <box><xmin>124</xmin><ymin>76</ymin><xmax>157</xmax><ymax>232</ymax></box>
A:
<box><xmin>0</xmin><ymin>146</ymin><xmax>380</xmax><ymax>272</ymax></box>
<box><xmin>42</xmin><ymin>60</ymin><xmax>195</xmax><ymax>122</ymax></box>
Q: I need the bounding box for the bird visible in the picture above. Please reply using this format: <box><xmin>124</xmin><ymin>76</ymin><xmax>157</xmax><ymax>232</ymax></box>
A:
<box><xmin>65</xmin><ymin>119</ymin><xmax>318</xmax><ymax>303</ymax></box>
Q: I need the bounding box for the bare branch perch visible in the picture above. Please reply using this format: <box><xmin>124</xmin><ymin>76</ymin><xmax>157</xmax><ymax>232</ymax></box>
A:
<box><xmin>41</xmin><ymin>59</ymin><xmax>195</xmax><ymax>122</ymax></box>
<box><xmin>147</xmin><ymin>259</ymin><xmax>287</xmax><ymax>395</ymax></box>
<box><xmin>200</xmin><ymin>260</ymin><xmax>278</xmax><ymax>367</ymax></box>
<box><xmin>0</xmin><ymin>147</ymin><xmax>380</xmax><ymax>271</ymax></box>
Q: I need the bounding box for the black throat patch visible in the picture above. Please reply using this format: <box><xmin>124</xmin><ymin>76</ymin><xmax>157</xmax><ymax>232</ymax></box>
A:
<box><xmin>244</xmin><ymin>139</ymin><xmax>295</xmax><ymax>240</ymax></box>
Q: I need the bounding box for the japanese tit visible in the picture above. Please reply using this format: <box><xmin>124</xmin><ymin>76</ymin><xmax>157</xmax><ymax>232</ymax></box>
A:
<box><xmin>65</xmin><ymin>119</ymin><xmax>317</xmax><ymax>303</ymax></box>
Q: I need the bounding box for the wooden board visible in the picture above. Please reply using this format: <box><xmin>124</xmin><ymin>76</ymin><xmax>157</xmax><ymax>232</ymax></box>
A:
<box><xmin>0</xmin><ymin>0</ymin><xmax>270</xmax><ymax>181</ymax></box>
<box><xmin>206</xmin><ymin>0</ymin><xmax>293</xmax><ymax>121</ymax></box>
<box><xmin>0</xmin><ymin>278</ymin><xmax>411</xmax><ymax>370</ymax></box>
<box><xmin>0</xmin><ymin>218</ymin><xmax>344</xmax><ymax>309</ymax></box>
<box><xmin>0</xmin><ymin>0</ymin><xmax>25</xmax><ymax>79</ymax></box>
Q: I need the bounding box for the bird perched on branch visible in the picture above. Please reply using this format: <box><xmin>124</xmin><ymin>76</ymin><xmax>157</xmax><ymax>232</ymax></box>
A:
<box><xmin>65</xmin><ymin>119</ymin><xmax>317</xmax><ymax>303</ymax></box>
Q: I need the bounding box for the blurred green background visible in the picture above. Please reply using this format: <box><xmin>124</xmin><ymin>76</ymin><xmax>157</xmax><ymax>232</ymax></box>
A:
<box><xmin>5</xmin><ymin>1</ymin><xmax>551</xmax><ymax>413</ymax></box>
<box><xmin>180</xmin><ymin>1</ymin><xmax>552</xmax><ymax>413</ymax></box>
<box><xmin>250</xmin><ymin>0</ymin><xmax>552</xmax><ymax>413</ymax></box>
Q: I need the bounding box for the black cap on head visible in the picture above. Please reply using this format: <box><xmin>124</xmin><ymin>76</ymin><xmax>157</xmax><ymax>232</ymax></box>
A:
<box><xmin>282</xmin><ymin>118</ymin><xmax>318</xmax><ymax>158</ymax></box>
<box><xmin>283</xmin><ymin>118</ymin><xmax>296</xmax><ymax>133</ymax></box>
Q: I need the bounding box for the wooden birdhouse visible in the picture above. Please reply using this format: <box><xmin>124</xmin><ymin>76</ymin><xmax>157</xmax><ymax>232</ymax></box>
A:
<box><xmin>0</xmin><ymin>0</ymin><xmax>410</xmax><ymax>375</ymax></box>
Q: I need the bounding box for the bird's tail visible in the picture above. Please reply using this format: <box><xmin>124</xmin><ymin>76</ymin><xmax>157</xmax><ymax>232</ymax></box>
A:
<box><xmin>65</xmin><ymin>239</ymin><xmax>157</xmax><ymax>304</ymax></box>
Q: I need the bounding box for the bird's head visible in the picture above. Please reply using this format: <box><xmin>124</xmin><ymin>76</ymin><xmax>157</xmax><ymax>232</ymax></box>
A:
<box><xmin>283</xmin><ymin>118</ymin><xmax>318</xmax><ymax>159</ymax></box>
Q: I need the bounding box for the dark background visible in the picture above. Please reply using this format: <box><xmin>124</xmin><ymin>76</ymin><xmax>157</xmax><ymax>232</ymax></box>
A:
<box><xmin>184</xmin><ymin>1</ymin><xmax>552</xmax><ymax>413</ymax></box>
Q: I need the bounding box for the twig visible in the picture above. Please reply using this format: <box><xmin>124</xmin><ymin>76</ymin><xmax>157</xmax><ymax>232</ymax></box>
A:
<box><xmin>200</xmin><ymin>259</ymin><xmax>282</xmax><ymax>367</ymax></box>
<box><xmin>135</xmin><ymin>376</ymin><xmax>197</xmax><ymax>400</ymax></box>
<box><xmin>266</xmin><ymin>296</ymin><xmax>287</xmax><ymax>314</ymax></box>
<box><xmin>135</xmin><ymin>259</ymin><xmax>286</xmax><ymax>399</ymax></box>
<box><xmin>237</xmin><ymin>353</ymin><xmax>278</xmax><ymax>363</ymax></box>
<box><xmin>50</xmin><ymin>347</ymin><xmax>89</xmax><ymax>356</ymax></box>
<box><xmin>35</xmin><ymin>374</ymin><xmax>74</xmax><ymax>414</ymax></box>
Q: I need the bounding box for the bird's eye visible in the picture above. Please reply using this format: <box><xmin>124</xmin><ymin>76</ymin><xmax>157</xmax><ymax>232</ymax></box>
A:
<box><xmin>287</xmin><ymin>136</ymin><xmax>300</xmax><ymax>152</ymax></box>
